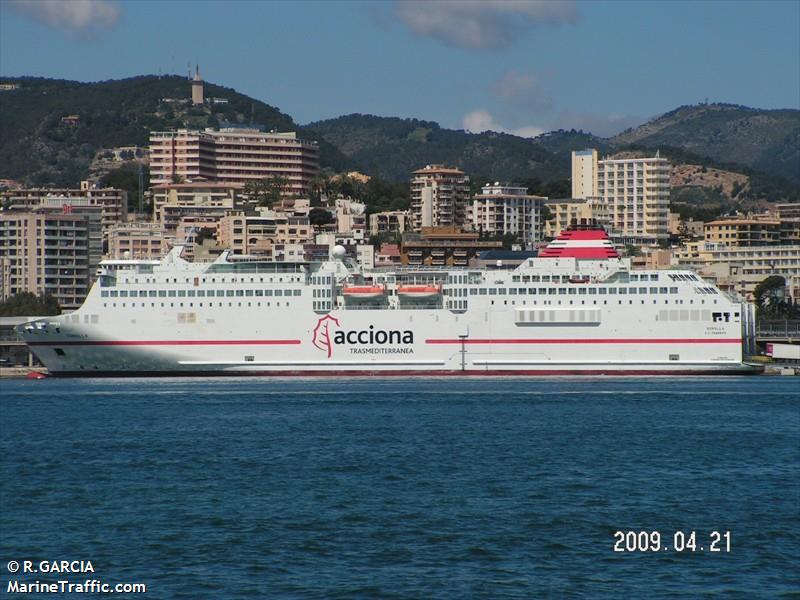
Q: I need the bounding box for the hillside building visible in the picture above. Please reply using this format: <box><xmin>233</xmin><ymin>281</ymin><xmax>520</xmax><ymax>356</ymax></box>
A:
<box><xmin>191</xmin><ymin>65</ymin><xmax>204</xmax><ymax>105</ymax></box>
<box><xmin>704</xmin><ymin>218</ymin><xmax>781</xmax><ymax>247</ymax></box>
<box><xmin>151</xmin><ymin>182</ymin><xmax>243</xmax><ymax>224</ymax></box>
<box><xmin>149</xmin><ymin>128</ymin><xmax>319</xmax><ymax>196</ymax></box>
<box><xmin>409</xmin><ymin>165</ymin><xmax>470</xmax><ymax>231</ymax></box>
<box><xmin>369</xmin><ymin>210</ymin><xmax>410</xmax><ymax>236</ymax></box>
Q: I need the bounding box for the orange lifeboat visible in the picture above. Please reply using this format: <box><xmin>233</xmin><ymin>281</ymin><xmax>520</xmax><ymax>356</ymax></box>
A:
<box><xmin>342</xmin><ymin>284</ymin><xmax>385</xmax><ymax>299</ymax></box>
<box><xmin>397</xmin><ymin>284</ymin><xmax>442</xmax><ymax>299</ymax></box>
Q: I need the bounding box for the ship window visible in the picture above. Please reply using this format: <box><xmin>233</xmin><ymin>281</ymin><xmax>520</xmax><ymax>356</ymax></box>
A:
<box><xmin>650</xmin><ymin>287</ymin><xmax>658</xmax><ymax>294</ymax></box>
<box><xmin>479</xmin><ymin>289</ymin><xmax>487</xmax><ymax>295</ymax></box>
<box><xmin>588</xmin><ymin>288</ymin><xmax>597</xmax><ymax>295</ymax></box>
<box><xmin>558</xmin><ymin>288</ymin><xmax>566</xmax><ymax>295</ymax></box>
<box><xmin>489</xmin><ymin>288</ymin><xmax>497</xmax><ymax>294</ymax></box>
<box><xmin>512</xmin><ymin>276</ymin><xmax>520</xmax><ymax>282</ymax></box>
<box><xmin>294</xmin><ymin>290</ymin><xmax>301</xmax><ymax>296</ymax></box>
<box><xmin>275</xmin><ymin>290</ymin><xmax>283</xmax><ymax>297</ymax></box>
<box><xmin>168</xmin><ymin>291</ymin><xmax>177</xmax><ymax>297</ymax></box>
<box><xmin>650</xmin><ymin>275</ymin><xmax>659</xmax><ymax>281</ymax></box>
<box><xmin>619</xmin><ymin>288</ymin><xmax>627</xmax><ymax>294</ymax></box>
<box><xmin>608</xmin><ymin>288</ymin><xmax>617</xmax><ymax>294</ymax></box>
<box><xmin>639</xmin><ymin>287</ymin><xmax>647</xmax><ymax>294</ymax></box>
<box><xmin>178</xmin><ymin>291</ymin><xmax>186</xmax><ymax>297</ymax></box>
<box><xmin>110</xmin><ymin>291</ymin><xmax>118</xmax><ymax>297</ymax></box>
<box><xmin>659</xmin><ymin>287</ymin><xmax>668</xmax><ymax>294</ymax></box>
<box><xmin>196</xmin><ymin>290</ymin><xmax>204</xmax><ymax>297</ymax></box>
<box><xmin>54</xmin><ymin>348</ymin><xmax>66</xmax><ymax>356</ymax></box>
<box><xmin>246</xmin><ymin>290</ymin><xmax>254</xmax><ymax>296</ymax></box>
<box><xmin>578</xmin><ymin>288</ymin><xmax>587</xmax><ymax>295</ymax></box>
<box><xmin>629</xmin><ymin>288</ymin><xmax>637</xmax><ymax>294</ymax></box>
<box><xmin>264</xmin><ymin>290</ymin><xmax>272</xmax><ymax>296</ymax></box>
<box><xmin>509</xmin><ymin>289</ymin><xmax>517</xmax><ymax>295</ymax></box>
<box><xmin>214</xmin><ymin>290</ymin><xmax>223</xmax><ymax>297</ymax></box>
<box><xmin>568</xmin><ymin>288</ymin><xmax>577</xmax><ymax>295</ymax></box>
<box><xmin>669</xmin><ymin>354</ymin><xmax>679</xmax><ymax>361</ymax></box>
<box><xmin>119</xmin><ymin>291</ymin><xmax>129</xmax><ymax>297</ymax></box>
<box><xmin>598</xmin><ymin>288</ymin><xmax>607</xmax><ymax>295</ymax></box>
<box><xmin>522</xmin><ymin>276</ymin><xmax>530</xmax><ymax>282</ymax></box>
<box><xmin>101</xmin><ymin>291</ymin><xmax>109</xmax><ymax>297</ymax></box>
<box><xmin>630</xmin><ymin>274</ymin><xmax>639</xmax><ymax>281</ymax></box>
<box><xmin>224</xmin><ymin>290</ymin><xmax>233</xmax><ymax>297</ymax></box>
<box><xmin>541</xmin><ymin>276</ymin><xmax>551</xmax><ymax>282</ymax></box>
<box><xmin>470</xmin><ymin>289</ymin><xmax>478</xmax><ymax>295</ymax></box>
<box><xmin>236</xmin><ymin>290</ymin><xmax>244</xmax><ymax>297</ymax></box>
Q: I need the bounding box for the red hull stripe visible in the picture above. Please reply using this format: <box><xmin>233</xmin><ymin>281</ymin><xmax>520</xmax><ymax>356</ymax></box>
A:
<box><xmin>425</xmin><ymin>338</ymin><xmax>742</xmax><ymax>345</ymax></box>
<box><xmin>27</xmin><ymin>339</ymin><xmax>301</xmax><ymax>347</ymax></box>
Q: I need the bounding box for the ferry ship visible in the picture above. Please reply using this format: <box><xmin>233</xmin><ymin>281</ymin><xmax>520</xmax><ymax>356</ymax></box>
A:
<box><xmin>18</xmin><ymin>227</ymin><xmax>758</xmax><ymax>376</ymax></box>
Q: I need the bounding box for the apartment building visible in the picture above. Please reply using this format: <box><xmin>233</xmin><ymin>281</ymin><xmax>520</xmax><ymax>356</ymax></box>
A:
<box><xmin>369</xmin><ymin>210</ymin><xmax>410</xmax><ymax>236</ymax></box>
<box><xmin>335</xmin><ymin>198</ymin><xmax>366</xmax><ymax>235</ymax></box>
<box><xmin>1</xmin><ymin>183</ymin><xmax>127</xmax><ymax>230</ymax></box>
<box><xmin>409</xmin><ymin>165</ymin><xmax>470</xmax><ymax>231</ymax></box>
<box><xmin>673</xmin><ymin>242</ymin><xmax>800</xmax><ymax>300</ymax></box>
<box><xmin>149</xmin><ymin>128</ymin><xmax>319</xmax><ymax>196</ymax></box>
<box><xmin>0</xmin><ymin>209</ymin><xmax>99</xmax><ymax>309</ymax></box>
<box><xmin>151</xmin><ymin>181</ymin><xmax>242</xmax><ymax>224</ymax></box>
<box><xmin>106</xmin><ymin>222</ymin><xmax>167</xmax><ymax>259</ymax></box>
<box><xmin>704</xmin><ymin>218</ymin><xmax>781</xmax><ymax>246</ymax></box>
<box><xmin>470</xmin><ymin>183</ymin><xmax>545</xmax><ymax>246</ymax></box>
<box><xmin>217</xmin><ymin>211</ymin><xmax>313</xmax><ymax>256</ymax></box>
<box><xmin>400</xmin><ymin>227</ymin><xmax>501</xmax><ymax>267</ymax></box>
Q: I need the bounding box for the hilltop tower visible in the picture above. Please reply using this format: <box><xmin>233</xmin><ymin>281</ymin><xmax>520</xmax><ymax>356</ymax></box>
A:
<box><xmin>191</xmin><ymin>65</ymin><xmax>204</xmax><ymax>105</ymax></box>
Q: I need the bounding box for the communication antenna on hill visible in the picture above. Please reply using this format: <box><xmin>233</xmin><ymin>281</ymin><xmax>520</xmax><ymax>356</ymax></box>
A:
<box><xmin>187</xmin><ymin>62</ymin><xmax>192</xmax><ymax>79</ymax></box>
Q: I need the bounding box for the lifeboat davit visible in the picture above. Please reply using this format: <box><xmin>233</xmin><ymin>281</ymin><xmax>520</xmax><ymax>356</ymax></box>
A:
<box><xmin>342</xmin><ymin>284</ymin><xmax>385</xmax><ymax>299</ymax></box>
<box><xmin>397</xmin><ymin>284</ymin><xmax>442</xmax><ymax>298</ymax></box>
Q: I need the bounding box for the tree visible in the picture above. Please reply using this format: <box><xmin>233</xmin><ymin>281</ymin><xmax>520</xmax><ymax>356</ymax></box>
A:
<box><xmin>624</xmin><ymin>244</ymin><xmax>642</xmax><ymax>257</ymax></box>
<box><xmin>243</xmin><ymin>175</ymin><xmax>289</xmax><ymax>208</ymax></box>
<box><xmin>309</xmin><ymin>207</ymin><xmax>335</xmax><ymax>228</ymax></box>
<box><xmin>754</xmin><ymin>275</ymin><xmax>785</xmax><ymax>317</ymax></box>
<box><xmin>0</xmin><ymin>292</ymin><xmax>61</xmax><ymax>316</ymax></box>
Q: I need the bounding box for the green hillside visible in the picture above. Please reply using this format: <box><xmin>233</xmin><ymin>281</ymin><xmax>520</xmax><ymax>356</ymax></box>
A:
<box><xmin>0</xmin><ymin>75</ymin><xmax>352</xmax><ymax>186</ymax></box>
<box><xmin>306</xmin><ymin>114</ymin><xmax>571</xmax><ymax>183</ymax></box>
<box><xmin>611</xmin><ymin>103</ymin><xmax>800</xmax><ymax>183</ymax></box>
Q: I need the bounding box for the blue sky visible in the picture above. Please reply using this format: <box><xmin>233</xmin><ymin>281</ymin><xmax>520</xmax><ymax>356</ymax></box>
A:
<box><xmin>1</xmin><ymin>0</ymin><xmax>798</xmax><ymax>137</ymax></box>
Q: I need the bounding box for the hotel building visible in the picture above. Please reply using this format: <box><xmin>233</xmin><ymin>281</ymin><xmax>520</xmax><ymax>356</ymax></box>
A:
<box><xmin>149</xmin><ymin>128</ymin><xmax>319</xmax><ymax>196</ymax></box>
<box><xmin>571</xmin><ymin>150</ymin><xmax>671</xmax><ymax>242</ymax></box>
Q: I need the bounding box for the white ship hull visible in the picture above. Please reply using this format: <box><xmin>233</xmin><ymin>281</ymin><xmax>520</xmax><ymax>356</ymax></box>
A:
<box><xmin>19</xmin><ymin>231</ymin><xmax>759</xmax><ymax>377</ymax></box>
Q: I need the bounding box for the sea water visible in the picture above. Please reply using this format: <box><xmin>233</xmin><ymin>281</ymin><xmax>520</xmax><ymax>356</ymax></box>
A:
<box><xmin>1</xmin><ymin>377</ymin><xmax>798</xmax><ymax>598</ymax></box>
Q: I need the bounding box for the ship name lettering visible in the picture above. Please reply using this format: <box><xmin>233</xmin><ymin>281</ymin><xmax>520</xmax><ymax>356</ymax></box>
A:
<box><xmin>333</xmin><ymin>326</ymin><xmax>414</xmax><ymax>345</ymax></box>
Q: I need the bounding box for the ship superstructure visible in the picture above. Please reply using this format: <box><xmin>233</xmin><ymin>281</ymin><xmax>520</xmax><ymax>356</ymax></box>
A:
<box><xmin>18</xmin><ymin>227</ymin><xmax>757</xmax><ymax>376</ymax></box>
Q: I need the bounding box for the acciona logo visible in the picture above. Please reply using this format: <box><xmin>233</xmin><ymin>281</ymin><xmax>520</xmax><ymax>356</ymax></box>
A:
<box><xmin>311</xmin><ymin>315</ymin><xmax>414</xmax><ymax>358</ymax></box>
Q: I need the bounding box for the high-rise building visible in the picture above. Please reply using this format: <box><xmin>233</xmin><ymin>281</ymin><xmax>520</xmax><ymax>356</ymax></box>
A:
<box><xmin>571</xmin><ymin>149</ymin><xmax>598</xmax><ymax>199</ymax></box>
<box><xmin>470</xmin><ymin>183</ymin><xmax>546</xmax><ymax>246</ymax></box>
<box><xmin>596</xmin><ymin>154</ymin><xmax>670</xmax><ymax>242</ymax></box>
<box><xmin>409</xmin><ymin>165</ymin><xmax>470</xmax><ymax>231</ymax></box>
<box><xmin>0</xmin><ymin>209</ymin><xmax>98</xmax><ymax>309</ymax></box>
<box><xmin>149</xmin><ymin>128</ymin><xmax>319</xmax><ymax>196</ymax></box>
<box><xmin>570</xmin><ymin>150</ymin><xmax>671</xmax><ymax>242</ymax></box>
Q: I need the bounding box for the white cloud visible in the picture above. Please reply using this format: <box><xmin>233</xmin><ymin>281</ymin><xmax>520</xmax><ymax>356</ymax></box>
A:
<box><xmin>7</xmin><ymin>0</ymin><xmax>121</xmax><ymax>35</ymax></box>
<box><xmin>463</xmin><ymin>109</ymin><xmax>544</xmax><ymax>138</ymax></box>
<box><xmin>394</xmin><ymin>0</ymin><xmax>577</xmax><ymax>50</ymax></box>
